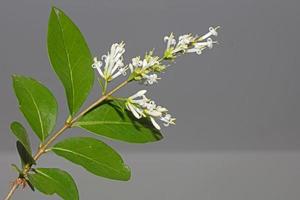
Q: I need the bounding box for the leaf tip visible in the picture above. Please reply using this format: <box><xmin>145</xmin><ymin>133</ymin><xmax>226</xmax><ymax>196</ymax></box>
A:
<box><xmin>123</xmin><ymin>164</ymin><xmax>131</xmax><ymax>181</ymax></box>
<box><xmin>10</xmin><ymin>121</ymin><xmax>18</xmax><ymax>129</ymax></box>
<box><xmin>51</xmin><ymin>6</ymin><xmax>63</xmax><ymax>16</ymax></box>
<box><xmin>11</xmin><ymin>74</ymin><xmax>20</xmax><ymax>81</ymax></box>
<box><xmin>156</xmin><ymin>132</ymin><xmax>164</xmax><ymax>141</ymax></box>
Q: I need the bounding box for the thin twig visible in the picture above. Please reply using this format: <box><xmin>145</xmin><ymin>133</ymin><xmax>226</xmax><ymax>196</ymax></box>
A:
<box><xmin>3</xmin><ymin>183</ymin><xmax>18</xmax><ymax>200</ymax></box>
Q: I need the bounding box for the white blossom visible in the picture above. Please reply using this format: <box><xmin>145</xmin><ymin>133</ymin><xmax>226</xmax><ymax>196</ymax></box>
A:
<box><xmin>129</xmin><ymin>54</ymin><xmax>164</xmax><ymax>84</ymax></box>
<box><xmin>129</xmin><ymin>56</ymin><xmax>143</xmax><ymax>72</ymax></box>
<box><xmin>125</xmin><ymin>90</ymin><xmax>148</xmax><ymax>119</ymax></box>
<box><xmin>91</xmin><ymin>57</ymin><xmax>103</xmax><ymax>77</ymax></box>
<box><xmin>92</xmin><ymin>42</ymin><xmax>128</xmax><ymax>81</ymax></box>
<box><xmin>142</xmin><ymin>55</ymin><xmax>160</xmax><ymax>70</ymax></box>
<box><xmin>143</xmin><ymin>74</ymin><xmax>160</xmax><ymax>85</ymax></box>
<box><xmin>164</xmin><ymin>33</ymin><xmax>196</xmax><ymax>55</ymax></box>
<box><xmin>156</xmin><ymin>106</ymin><xmax>168</xmax><ymax>113</ymax></box>
<box><xmin>160</xmin><ymin>114</ymin><xmax>176</xmax><ymax>127</ymax></box>
<box><xmin>150</xmin><ymin>117</ymin><xmax>161</xmax><ymax>130</ymax></box>
<box><xmin>125</xmin><ymin>90</ymin><xmax>175</xmax><ymax>130</ymax></box>
<box><xmin>164</xmin><ymin>33</ymin><xmax>176</xmax><ymax>50</ymax></box>
<box><xmin>199</xmin><ymin>26</ymin><xmax>219</xmax><ymax>41</ymax></box>
<box><xmin>128</xmin><ymin>90</ymin><xmax>148</xmax><ymax>106</ymax></box>
<box><xmin>164</xmin><ymin>26</ymin><xmax>219</xmax><ymax>57</ymax></box>
<box><xmin>129</xmin><ymin>89</ymin><xmax>147</xmax><ymax>100</ymax></box>
<box><xmin>174</xmin><ymin>34</ymin><xmax>195</xmax><ymax>53</ymax></box>
<box><xmin>187</xmin><ymin>38</ymin><xmax>218</xmax><ymax>55</ymax></box>
<box><xmin>195</xmin><ymin>38</ymin><xmax>217</xmax><ymax>49</ymax></box>
<box><xmin>129</xmin><ymin>55</ymin><xmax>160</xmax><ymax>72</ymax></box>
<box><xmin>126</xmin><ymin>103</ymin><xmax>144</xmax><ymax>119</ymax></box>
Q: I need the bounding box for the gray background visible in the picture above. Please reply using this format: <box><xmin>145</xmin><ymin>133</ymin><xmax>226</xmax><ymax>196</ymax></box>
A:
<box><xmin>1</xmin><ymin>0</ymin><xmax>300</xmax><ymax>199</ymax></box>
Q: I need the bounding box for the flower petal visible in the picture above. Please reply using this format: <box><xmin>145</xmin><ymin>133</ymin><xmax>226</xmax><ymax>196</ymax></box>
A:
<box><xmin>150</xmin><ymin>117</ymin><xmax>161</xmax><ymax>130</ymax></box>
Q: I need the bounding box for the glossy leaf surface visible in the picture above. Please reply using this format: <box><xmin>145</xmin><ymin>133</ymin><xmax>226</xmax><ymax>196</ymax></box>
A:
<box><xmin>75</xmin><ymin>101</ymin><xmax>163</xmax><ymax>143</ymax></box>
<box><xmin>16</xmin><ymin>141</ymin><xmax>35</xmax><ymax>166</ymax></box>
<box><xmin>52</xmin><ymin>137</ymin><xmax>131</xmax><ymax>181</ymax></box>
<box><xmin>10</xmin><ymin>121</ymin><xmax>31</xmax><ymax>153</ymax></box>
<box><xmin>28</xmin><ymin>168</ymin><xmax>78</xmax><ymax>200</ymax></box>
<box><xmin>48</xmin><ymin>7</ymin><xmax>94</xmax><ymax>116</ymax></box>
<box><xmin>12</xmin><ymin>75</ymin><xmax>58</xmax><ymax>141</ymax></box>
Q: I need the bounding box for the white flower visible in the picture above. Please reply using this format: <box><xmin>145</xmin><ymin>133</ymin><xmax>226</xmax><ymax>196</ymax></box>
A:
<box><xmin>129</xmin><ymin>54</ymin><xmax>160</xmax><ymax>73</ymax></box>
<box><xmin>164</xmin><ymin>33</ymin><xmax>195</xmax><ymax>53</ymax></box>
<box><xmin>129</xmin><ymin>57</ymin><xmax>143</xmax><ymax>72</ymax></box>
<box><xmin>150</xmin><ymin>117</ymin><xmax>161</xmax><ymax>130</ymax></box>
<box><xmin>128</xmin><ymin>90</ymin><xmax>148</xmax><ymax>106</ymax></box>
<box><xmin>143</xmin><ymin>100</ymin><xmax>163</xmax><ymax>130</ymax></box>
<box><xmin>126</xmin><ymin>103</ymin><xmax>144</xmax><ymax>119</ymax></box>
<box><xmin>199</xmin><ymin>26</ymin><xmax>219</xmax><ymax>41</ymax></box>
<box><xmin>156</xmin><ymin>106</ymin><xmax>168</xmax><ymax>113</ymax></box>
<box><xmin>174</xmin><ymin>34</ymin><xmax>195</xmax><ymax>53</ymax></box>
<box><xmin>126</xmin><ymin>90</ymin><xmax>148</xmax><ymax>119</ymax></box>
<box><xmin>92</xmin><ymin>42</ymin><xmax>128</xmax><ymax>81</ymax></box>
<box><xmin>132</xmin><ymin>57</ymin><xmax>143</xmax><ymax>67</ymax></box>
<box><xmin>125</xmin><ymin>90</ymin><xmax>147</xmax><ymax>118</ymax></box>
<box><xmin>196</xmin><ymin>38</ymin><xmax>217</xmax><ymax>49</ymax></box>
<box><xmin>178</xmin><ymin>34</ymin><xmax>194</xmax><ymax>45</ymax></box>
<box><xmin>164</xmin><ymin>33</ymin><xmax>176</xmax><ymax>49</ymax></box>
<box><xmin>143</xmin><ymin>74</ymin><xmax>160</xmax><ymax>85</ymax></box>
<box><xmin>160</xmin><ymin>114</ymin><xmax>176</xmax><ymax>127</ymax></box>
<box><xmin>91</xmin><ymin>57</ymin><xmax>103</xmax><ymax>77</ymax></box>
<box><xmin>141</xmin><ymin>56</ymin><xmax>160</xmax><ymax>70</ymax></box>
<box><xmin>144</xmin><ymin>100</ymin><xmax>157</xmax><ymax>112</ymax></box>
<box><xmin>125</xmin><ymin>90</ymin><xmax>175</xmax><ymax>130</ymax></box>
<box><xmin>164</xmin><ymin>33</ymin><xmax>197</xmax><ymax>58</ymax></box>
<box><xmin>187</xmin><ymin>38</ymin><xmax>218</xmax><ymax>55</ymax></box>
<box><xmin>163</xmin><ymin>26</ymin><xmax>219</xmax><ymax>57</ymax></box>
<box><xmin>129</xmin><ymin>53</ymin><xmax>164</xmax><ymax>84</ymax></box>
<box><xmin>186</xmin><ymin>48</ymin><xmax>203</xmax><ymax>55</ymax></box>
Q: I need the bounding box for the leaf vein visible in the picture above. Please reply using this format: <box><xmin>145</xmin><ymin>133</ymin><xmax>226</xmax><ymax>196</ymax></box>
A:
<box><xmin>52</xmin><ymin>147</ymin><xmax>124</xmax><ymax>175</ymax></box>
<box><xmin>56</xmin><ymin>12</ymin><xmax>75</xmax><ymax>114</ymax></box>
<box><xmin>23</xmin><ymin>86</ymin><xmax>45</xmax><ymax>141</ymax></box>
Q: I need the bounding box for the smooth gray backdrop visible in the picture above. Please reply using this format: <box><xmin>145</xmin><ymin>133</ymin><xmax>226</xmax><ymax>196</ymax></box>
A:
<box><xmin>1</xmin><ymin>0</ymin><xmax>299</xmax><ymax>152</ymax></box>
<box><xmin>1</xmin><ymin>1</ymin><xmax>300</xmax><ymax>200</ymax></box>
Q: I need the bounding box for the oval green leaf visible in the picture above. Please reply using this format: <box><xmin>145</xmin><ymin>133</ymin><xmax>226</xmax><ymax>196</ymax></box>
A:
<box><xmin>52</xmin><ymin>137</ymin><xmax>131</xmax><ymax>181</ymax></box>
<box><xmin>28</xmin><ymin>168</ymin><xmax>78</xmax><ymax>200</ymax></box>
<box><xmin>16</xmin><ymin>141</ymin><xmax>35</xmax><ymax>166</ymax></box>
<box><xmin>12</xmin><ymin>75</ymin><xmax>58</xmax><ymax>141</ymax></box>
<box><xmin>74</xmin><ymin>101</ymin><xmax>163</xmax><ymax>143</ymax></box>
<box><xmin>48</xmin><ymin>7</ymin><xmax>94</xmax><ymax>116</ymax></box>
<box><xmin>10</xmin><ymin>121</ymin><xmax>31</xmax><ymax>154</ymax></box>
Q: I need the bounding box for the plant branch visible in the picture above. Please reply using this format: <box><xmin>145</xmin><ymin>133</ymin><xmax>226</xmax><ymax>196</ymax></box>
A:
<box><xmin>3</xmin><ymin>183</ymin><xmax>18</xmax><ymax>200</ymax></box>
<box><xmin>2</xmin><ymin>79</ymin><xmax>129</xmax><ymax>200</ymax></box>
<box><xmin>3</xmin><ymin>51</ymin><xmax>179</xmax><ymax>200</ymax></box>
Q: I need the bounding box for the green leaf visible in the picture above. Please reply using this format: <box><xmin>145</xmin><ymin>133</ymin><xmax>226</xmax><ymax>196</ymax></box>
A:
<box><xmin>16</xmin><ymin>141</ymin><xmax>36</xmax><ymax>166</ymax></box>
<box><xmin>10</xmin><ymin>121</ymin><xmax>31</xmax><ymax>154</ymax></box>
<box><xmin>12</xmin><ymin>75</ymin><xmax>58</xmax><ymax>141</ymax></box>
<box><xmin>74</xmin><ymin>101</ymin><xmax>163</xmax><ymax>143</ymax></box>
<box><xmin>48</xmin><ymin>7</ymin><xmax>94</xmax><ymax>116</ymax></box>
<box><xmin>52</xmin><ymin>137</ymin><xmax>131</xmax><ymax>181</ymax></box>
<box><xmin>28</xmin><ymin>168</ymin><xmax>78</xmax><ymax>200</ymax></box>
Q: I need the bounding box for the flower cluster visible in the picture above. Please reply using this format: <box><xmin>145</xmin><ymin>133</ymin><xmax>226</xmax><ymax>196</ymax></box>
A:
<box><xmin>92</xmin><ymin>42</ymin><xmax>128</xmax><ymax>82</ymax></box>
<box><xmin>125</xmin><ymin>90</ymin><xmax>176</xmax><ymax>130</ymax></box>
<box><xmin>163</xmin><ymin>26</ymin><xmax>219</xmax><ymax>59</ymax></box>
<box><xmin>128</xmin><ymin>52</ymin><xmax>165</xmax><ymax>85</ymax></box>
<box><xmin>91</xmin><ymin>27</ymin><xmax>220</xmax><ymax>130</ymax></box>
